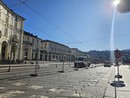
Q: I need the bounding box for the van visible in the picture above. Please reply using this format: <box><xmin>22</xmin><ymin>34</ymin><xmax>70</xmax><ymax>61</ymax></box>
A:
<box><xmin>74</xmin><ymin>56</ymin><xmax>89</xmax><ymax>68</ymax></box>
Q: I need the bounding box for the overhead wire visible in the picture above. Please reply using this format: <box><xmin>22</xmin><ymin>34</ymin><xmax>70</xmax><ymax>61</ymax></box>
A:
<box><xmin>18</xmin><ymin>0</ymin><xmax>81</xmax><ymax>43</ymax></box>
<box><xmin>67</xmin><ymin>31</ymin><xmax>130</xmax><ymax>45</ymax></box>
<box><xmin>8</xmin><ymin>0</ymin><xmax>66</xmax><ymax>44</ymax></box>
<box><xmin>17</xmin><ymin>0</ymin><xmax>89</xmax><ymax>49</ymax></box>
<box><xmin>9</xmin><ymin>0</ymin><xmax>85</xmax><ymax>47</ymax></box>
<box><xmin>10</xmin><ymin>0</ymin><xmax>29</xmax><ymax>8</ymax></box>
<box><xmin>5</xmin><ymin>0</ymin><xmax>130</xmax><ymax>49</ymax></box>
<box><xmin>25</xmin><ymin>23</ymin><xmax>60</xmax><ymax>41</ymax></box>
<box><xmin>10</xmin><ymin>0</ymin><xmax>130</xmax><ymax>50</ymax></box>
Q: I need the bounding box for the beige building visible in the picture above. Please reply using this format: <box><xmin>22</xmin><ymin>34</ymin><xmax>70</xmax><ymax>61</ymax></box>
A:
<box><xmin>0</xmin><ymin>1</ymin><xmax>87</xmax><ymax>63</ymax></box>
<box><xmin>0</xmin><ymin>1</ymin><xmax>25</xmax><ymax>63</ymax></box>
<box><xmin>23</xmin><ymin>36</ymin><xmax>88</xmax><ymax>62</ymax></box>
<box><xmin>23</xmin><ymin>31</ymin><xmax>42</xmax><ymax>60</ymax></box>
<box><xmin>71</xmin><ymin>48</ymin><xmax>88</xmax><ymax>61</ymax></box>
<box><xmin>41</xmin><ymin>40</ymin><xmax>71</xmax><ymax>61</ymax></box>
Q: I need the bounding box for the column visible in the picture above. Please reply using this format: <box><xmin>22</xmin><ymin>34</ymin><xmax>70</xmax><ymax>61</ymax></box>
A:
<box><xmin>51</xmin><ymin>53</ymin><xmax>53</xmax><ymax>61</ymax></box>
<box><xmin>29</xmin><ymin>47</ymin><xmax>32</xmax><ymax>60</ymax></box>
<box><xmin>0</xmin><ymin>43</ymin><xmax>2</xmax><ymax>60</ymax></box>
<box><xmin>37</xmin><ymin>49</ymin><xmax>39</xmax><ymax>60</ymax></box>
<box><xmin>47</xmin><ymin>53</ymin><xmax>49</xmax><ymax>61</ymax></box>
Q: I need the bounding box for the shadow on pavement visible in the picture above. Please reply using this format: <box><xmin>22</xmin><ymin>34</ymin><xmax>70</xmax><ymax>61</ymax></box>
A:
<box><xmin>110</xmin><ymin>81</ymin><xmax>125</xmax><ymax>87</ymax></box>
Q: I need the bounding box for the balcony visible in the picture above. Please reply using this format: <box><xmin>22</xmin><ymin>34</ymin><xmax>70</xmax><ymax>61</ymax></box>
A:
<box><xmin>23</xmin><ymin>41</ymin><xmax>33</xmax><ymax>46</ymax></box>
<box><xmin>12</xmin><ymin>35</ymin><xmax>19</xmax><ymax>43</ymax></box>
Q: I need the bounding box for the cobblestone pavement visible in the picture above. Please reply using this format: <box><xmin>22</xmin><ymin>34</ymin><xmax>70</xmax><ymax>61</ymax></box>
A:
<box><xmin>0</xmin><ymin>63</ymin><xmax>113</xmax><ymax>98</ymax></box>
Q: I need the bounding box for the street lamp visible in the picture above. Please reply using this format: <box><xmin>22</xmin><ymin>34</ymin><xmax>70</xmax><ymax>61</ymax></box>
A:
<box><xmin>113</xmin><ymin>0</ymin><xmax>120</xmax><ymax>6</ymax></box>
<box><xmin>116</xmin><ymin>0</ymin><xmax>130</xmax><ymax>13</ymax></box>
<box><xmin>58</xmin><ymin>52</ymin><xmax>65</xmax><ymax>73</ymax></box>
<box><xmin>68</xmin><ymin>50</ymin><xmax>71</xmax><ymax>67</ymax></box>
<box><xmin>74</xmin><ymin>55</ymin><xmax>78</xmax><ymax>71</ymax></box>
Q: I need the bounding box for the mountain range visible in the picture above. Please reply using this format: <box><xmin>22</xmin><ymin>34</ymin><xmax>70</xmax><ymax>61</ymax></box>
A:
<box><xmin>87</xmin><ymin>49</ymin><xmax>130</xmax><ymax>63</ymax></box>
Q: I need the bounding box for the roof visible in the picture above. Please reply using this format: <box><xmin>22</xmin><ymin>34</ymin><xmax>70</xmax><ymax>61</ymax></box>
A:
<box><xmin>24</xmin><ymin>31</ymin><xmax>42</xmax><ymax>40</ymax></box>
<box><xmin>0</xmin><ymin>0</ymin><xmax>25</xmax><ymax>20</ymax></box>
<box><xmin>42</xmin><ymin>40</ymin><xmax>69</xmax><ymax>48</ymax></box>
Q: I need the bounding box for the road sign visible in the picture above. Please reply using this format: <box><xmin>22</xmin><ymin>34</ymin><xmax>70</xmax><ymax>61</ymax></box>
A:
<box><xmin>114</xmin><ymin>49</ymin><xmax>122</xmax><ymax>58</ymax></box>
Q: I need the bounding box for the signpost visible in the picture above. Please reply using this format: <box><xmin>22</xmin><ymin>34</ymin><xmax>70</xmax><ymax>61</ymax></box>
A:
<box><xmin>114</xmin><ymin>49</ymin><xmax>122</xmax><ymax>80</ymax></box>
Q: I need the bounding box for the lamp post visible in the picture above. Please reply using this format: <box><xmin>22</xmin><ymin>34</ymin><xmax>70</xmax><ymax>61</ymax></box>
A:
<box><xmin>62</xmin><ymin>54</ymin><xmax>65</xmax><ymax>72</ymax></box>
<box><xmin>116</xmin><ymin>0</ymin><xmax>130</xmax><ymax>13</ymax></box>
<box><xmin>58</xmin><ymin>52</ymin><xmax>65</xmax><ymax>73</ymax></box>
<box><xmin>68</xmin><ymin>50</ymin><xmax>71</xmax><ymax>67</ymax></box>
<box><xmin>75</xmin><ymin>55</ymin><xmax>78</xmax><ymax>71</ymax></box>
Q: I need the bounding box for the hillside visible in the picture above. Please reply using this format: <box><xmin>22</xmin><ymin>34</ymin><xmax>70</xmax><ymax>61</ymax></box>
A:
<box><xmin>88</xmin><ymin>49</ymin><xmax>130</xmax><ymax>63</ymax></box>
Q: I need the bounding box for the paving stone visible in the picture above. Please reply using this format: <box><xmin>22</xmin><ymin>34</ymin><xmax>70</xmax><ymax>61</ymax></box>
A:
<box><xmin>0</xmin><ymin>63</ymin><xmax>121</xmax><ymax>98</ymax></box>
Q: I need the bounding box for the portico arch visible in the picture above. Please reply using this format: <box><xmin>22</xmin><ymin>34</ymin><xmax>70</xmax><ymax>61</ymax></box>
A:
<box><xmin>1</xmin><ymin>41</ymin><xmax>8</xmax><ymax>60</ymax></box>
<box><xmin>11</xmin><ymin>43</ymin><xmax>17</xmax><ymax>60</ymax></box>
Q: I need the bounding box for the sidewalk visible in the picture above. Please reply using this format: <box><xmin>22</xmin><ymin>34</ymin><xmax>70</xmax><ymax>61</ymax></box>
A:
<box><xmin>105</xmin><ymin>65</ymin><xmax>130</xmax><ymax>98</ymax></box>
<box><xmin>0</xmin><ymin>61</ymin><xmax>70</xmax><ymax>67</ymax></box>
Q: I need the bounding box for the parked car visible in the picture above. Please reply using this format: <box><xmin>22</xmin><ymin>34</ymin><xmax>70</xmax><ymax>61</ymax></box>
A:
<box><xmin>104</xmin><ymin>61</ymin><xmax>112</xmax><ymax>67</ymax></box>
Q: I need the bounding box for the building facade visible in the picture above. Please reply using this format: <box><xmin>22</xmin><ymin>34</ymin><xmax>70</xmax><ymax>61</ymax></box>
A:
<box><xmin>41</xmin><ymin>40</ymin><xmax>71</xmax><ymax>61</ymax></box>
<box><xmin>23</xmin><ymin>34</ymin><xmax>88</xmax><ymax>62</ymax></box>
<box><xmin>0</xmin><ymin>1</ymin><xmax>88</xmax><ymax>63</ymax></box>
<box><xmin>23</xmin><ymin>31</ymin><xmax>42</xmax><ymax>60</ymax></box>
<box><xmin>0</xmin><ymin>1</ymin><xmax>25</xmax><ymax>62</ymax></box>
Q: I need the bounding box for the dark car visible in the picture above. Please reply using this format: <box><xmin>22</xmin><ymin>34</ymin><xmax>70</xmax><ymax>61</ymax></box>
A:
<box><xmin>104</xmin><ymin>61</ymin><xmax>112</xmax><ymax>67</ymax></box>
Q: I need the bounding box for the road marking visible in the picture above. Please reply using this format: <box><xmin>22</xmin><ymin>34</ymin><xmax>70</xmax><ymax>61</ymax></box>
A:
<box><xmin>28</xmin><ymin>85</ymin><xmax>44</xmax><ymax>89</ymax></box>
<box><xmin>47</xmin><ymin>88</ymin><xmax>64</xmax><ymax>93</ymax></box>
<box><xmin>30</xmin><ymin>95</ymin><xmax>48</xmax><ymax>98</ymax></box>
<box><xmin>13</xmin><ymin>82</ymin><xmax>25</xmax><ymax>86</ymax></box>
<box><xmin>0</xmin><ymin>90</ymin><xmax>24</xmax><ymax>97</ymax></box>
<box><xmin>0</xmin><ymin>87</ymin><xmax>4</xmax><ymax>89</ymax></box>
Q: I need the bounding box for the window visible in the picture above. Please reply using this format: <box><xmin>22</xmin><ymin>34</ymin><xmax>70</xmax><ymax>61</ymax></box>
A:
<box><xmin>0</xmin><ymin>30</ymin><xmax>1</xmax><ymax>38</ymax></box>
<box><xmin>6</xmin><ymin>16</ymin><xmax>9</xmax><ymax>24</ymax></box>
<box><xmin>27</xmin><ymin>37</ymin><xmax>29</xmax><ymax>42</ymax></box>
<box><xmin>0</xmin><ymin>9</ymin><xmax>1</xmax><ymax>17</ymax></box>
<box><xmin>14</xmin><ymin>21</ymin><xmax>17</xmax><ymax>28</ymax></box>
<box><xmin>4</xmin><ymin>27</ymin><xmax>8</xmax><ymax>37</ymax></box>
<box><xmin>32</xmin><ymin>38</ymin><xmax>34</xmax><ymax>44</ymax></box>
<box><xmin>37</xmin><ymin>40</ymin><xmax>38</xmax><ymax>45</ymax></box>
<box><xmin>15</xmin><ymin>16</ymin><xmax>18</xmax><ymax>21</ymax></box>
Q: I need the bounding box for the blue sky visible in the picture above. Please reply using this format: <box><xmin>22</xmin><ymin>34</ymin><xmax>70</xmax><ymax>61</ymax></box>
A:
<box><xmin>2</xmin><ymin>0</ymin><xmax>130</xmax><ymax>51</ymax></box>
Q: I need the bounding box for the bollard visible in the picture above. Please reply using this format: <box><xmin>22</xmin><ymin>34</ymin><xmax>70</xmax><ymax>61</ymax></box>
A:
<box><xmin>30</xmin><ymin>61</ymin><xmax>38</xmax><ymax>76</ymax></box>
<box><xmin>7</xmin><ymin>58</ymin><xmax>11</xmax><ymax>72</ymax></box>
<box><xmin>56</xmin><ymin>64</ymin><xmax>57</xmax><ymax>68</ymax></box>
